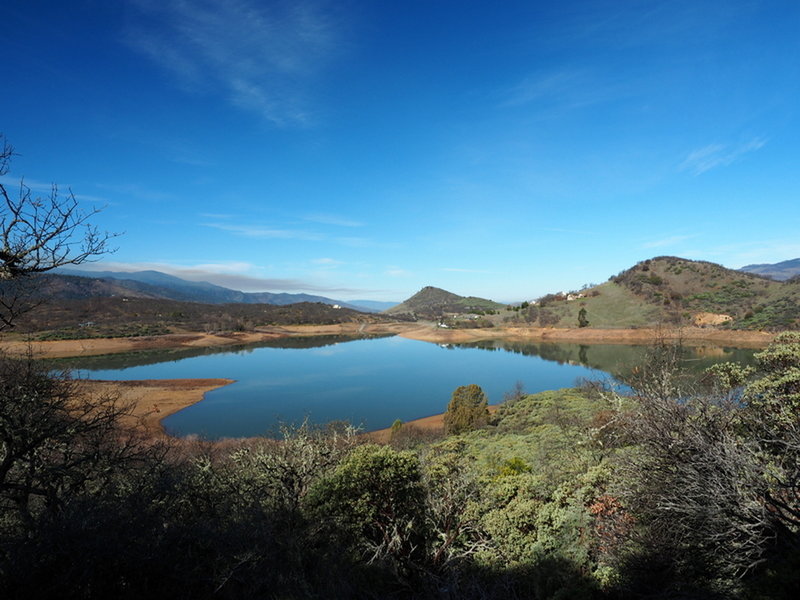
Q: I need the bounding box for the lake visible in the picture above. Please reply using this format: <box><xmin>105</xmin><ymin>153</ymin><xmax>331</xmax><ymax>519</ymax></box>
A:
<box><xmin>63</xmin><ymin>335</ymin><xmax>758</xmax><ymax>439</ymax></box>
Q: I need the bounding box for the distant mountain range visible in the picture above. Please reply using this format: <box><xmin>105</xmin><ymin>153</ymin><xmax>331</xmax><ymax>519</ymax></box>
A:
<box><xmin>57</xmin><ymin>269</ymin><xmax>398</xmax><ymax>313</ymax></box>
<box><xmin>740</xmin><ymin>258</ymin><xmax>800</xmax><ymax>281</ymax></box>
<box><xmin>21</xmin><ymin>256</ymin><xmax>800</xmax><ymax>333</ymax></box>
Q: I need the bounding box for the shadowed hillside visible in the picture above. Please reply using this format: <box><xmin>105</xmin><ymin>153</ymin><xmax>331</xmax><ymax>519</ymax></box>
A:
<box><xmin>8</xmin><ymin>297</ymin><xmax>396</xmax><ymax>339</ymax></box>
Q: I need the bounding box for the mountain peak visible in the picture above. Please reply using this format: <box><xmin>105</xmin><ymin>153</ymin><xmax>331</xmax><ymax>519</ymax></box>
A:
<box><xmin>386</xmin><ymin>286</ymin><xmax>503</xmax><ymax>316</ymax></box>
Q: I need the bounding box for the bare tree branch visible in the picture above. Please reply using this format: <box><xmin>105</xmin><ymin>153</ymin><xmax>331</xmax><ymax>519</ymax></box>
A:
<box><xmin>0</xmin><ymin>134</ymin><xmax>118</xmax><ymax>329</ymax></box>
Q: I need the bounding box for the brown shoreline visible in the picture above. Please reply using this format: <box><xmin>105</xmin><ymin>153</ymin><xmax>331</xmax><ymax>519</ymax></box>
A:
<box><xmin>0</xmin><ymin>322</ymin><xmax>776</xmax><ymax>360</ymax></box>
<box><xmin>397</xmin><ymin>324</ymin><xmax>775</xmax><ymax>347</ymax></box>
<box><xmin>366</xmin><ymin>406</ymin><xmax>503</xmax><ymax>444</ymax></box>
<box><xmin>78</xmin><ymin>378</ymin><xmax>235</xmax><ymax>437</ymax></box>
<box><xmin>2</xmin><ymin>322</ymin><xmax>776</xmax><ymax>439</ymax></box>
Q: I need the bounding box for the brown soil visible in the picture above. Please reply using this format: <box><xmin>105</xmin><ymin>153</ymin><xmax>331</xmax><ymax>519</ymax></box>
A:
<box><xmin>367</xmin><ymin>405</ymin><xmax>501</xmax><ymax>444</ymax></box>
<box><xmin>0</xmin><ymin>322</ymin><xmax>774</xmax><ymax>359</ymax></box>
<box><xmin>0</xmin><ymin>323</ymin><xmax>421</xmax><ymax>359</ymax></box>
<box><xmin>397</xmin><ymin>324</ymin><xmax>775</xmax><ymax>347</ymax></box>
<box><xmin>692</xmin><ymin>312</ymin><xmax>734</xmax><ymax>327</ymax></box>
<box><xmin>78</xmin><ymin>378</ymin><xmax>234</xmax><ymax>437</ymax></box>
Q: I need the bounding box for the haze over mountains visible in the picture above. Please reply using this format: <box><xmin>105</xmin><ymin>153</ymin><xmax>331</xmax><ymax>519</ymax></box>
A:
<box><xmin>58</xmin><ymin>269</ymin><xmax>398</xmax><ymax>313</ymax></box>
<box><xmin>14</xmin><ymin>255</ymin><xmax>799</xmax><ymax>334</ymax></box>
<box><xmin>739</xmin><ymin>258</ymin><xmax>800</xmax><ymax>281</ymax></box>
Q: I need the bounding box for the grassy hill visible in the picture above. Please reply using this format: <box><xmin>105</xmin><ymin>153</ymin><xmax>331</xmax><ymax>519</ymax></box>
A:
<box><xmin>385</xmin><ymin>286</ymin><xmax>505</xmax><ymax>318</ymax></box>
<box><xmin>509</xmin><ymin>257</ymin><xmax>800</xmax><ymax>331</ymax></box>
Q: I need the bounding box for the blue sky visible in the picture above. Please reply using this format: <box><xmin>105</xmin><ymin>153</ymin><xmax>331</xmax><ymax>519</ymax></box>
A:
<box><xmin>3</xmin><ymin>0</ymin><xmax>800</xmax><ymax>302</ymax></box>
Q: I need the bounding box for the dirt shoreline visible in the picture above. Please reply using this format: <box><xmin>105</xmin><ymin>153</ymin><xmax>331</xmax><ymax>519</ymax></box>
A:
<box><xmin>397</xmin><ymin>324</ymin><xmax>775</xmax><ymax>347</ymax></box>
<box><xmin>77</xmin><ymin>378</ymin><xmax>235</xmax><ymax>437</ymax></box>
<box><xmin>2</xmin><ymin>322</ymin><xmax>776</xmax><ymax>439</ymax></box>
<box><xmin>0</xmin><ymin>322</ymin><xmax>776</xmax><ymax>360</ymax></box>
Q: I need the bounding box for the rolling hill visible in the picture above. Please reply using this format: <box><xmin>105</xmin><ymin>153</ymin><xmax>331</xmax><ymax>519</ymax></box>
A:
<box><xmin>12</xmin><ymin>295</ymin><xmax>395</xmax><ymax>339</ymax></box>
<box><xmin>1</xmin><ymin>273</ymin><xmax>399</xmax><ymax>337</ymax></box>
<box><xmin>515</xmin><ymin>256</ymin><xmax>800</xmax><ymax>331</ymax></box>
<box><xmin>386</xmin><ymin>286</ymin><xmax>505</xmax><ymax>318</ymax></box>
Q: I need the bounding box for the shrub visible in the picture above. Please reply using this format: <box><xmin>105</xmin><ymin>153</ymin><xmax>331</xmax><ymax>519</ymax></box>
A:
<box><xmin>444</xmin><ymin>384</ymin><xmax>490</xmax><ymax>435</ymax></box>
<box><xmin>306</xmin><ymin>444</ymin><xmax>428</xmax><ymax>565</ymax></box>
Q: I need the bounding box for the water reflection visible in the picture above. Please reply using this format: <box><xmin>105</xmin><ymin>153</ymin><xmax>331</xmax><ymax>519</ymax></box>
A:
<box><xmin>57</xmin><ymin>335</ymin><xmax>759</xmax><ymax>439</ymax></box>
<box><xmin>450</xmin><ymin>340</ymin><xmax>757</xmax><ymax>379</ymax></box>
<box><xmin>50</xmin><ymin>333</ymin><xmax>393</xmax><ymax>371</ymax></box>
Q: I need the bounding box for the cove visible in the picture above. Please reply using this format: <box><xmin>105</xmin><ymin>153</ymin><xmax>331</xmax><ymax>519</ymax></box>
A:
<box><xmin>67</xmin><ymin>335</ymin><xmax>757</xmax><ymax>439</ymax></box>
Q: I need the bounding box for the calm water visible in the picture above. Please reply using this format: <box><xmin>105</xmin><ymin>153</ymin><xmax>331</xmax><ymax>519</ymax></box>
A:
<box><xmin>65</xmin><ymin>336</ymin><xmax>757</xmax><ymax>439</ymax></box>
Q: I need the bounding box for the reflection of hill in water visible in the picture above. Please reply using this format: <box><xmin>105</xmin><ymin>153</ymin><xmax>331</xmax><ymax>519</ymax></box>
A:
<box><xmin>450</xmin><ymin>340</ymin><xmax>757</xmax><ymax>379</ymax></box>
<box><xmin>50</xmin><ymin>334</ymin><xmax>393</xmax><ymax>372</ymax></box>
<box><xmin>55</xmin><ymin>334</ymin><xmax>759</xmax><ymax>379</ymax></box>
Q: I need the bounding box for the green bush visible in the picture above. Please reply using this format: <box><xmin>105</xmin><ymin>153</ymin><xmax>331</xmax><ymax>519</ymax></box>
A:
<box><xmin>306</xmin><ymin>444</ymin><xmax>428</xmax><ymax>565</ymax></box>
<box><xmin>444</xmin><ymin>384</ymin><xmax>490</xmax><ymax>435</ymax></box>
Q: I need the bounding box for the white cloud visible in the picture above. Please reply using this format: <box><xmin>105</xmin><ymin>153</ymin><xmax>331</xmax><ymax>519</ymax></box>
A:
<box><xmin>203</xmin><ymin>221</ymin><xmax>322</xmax><ymax>241</ymax></box>
<box><xmin>500</xmin><ymin>68</ymin><xmax>626</xmax><ymax>113</ymax></box>
<box><xmin>0</xmin><ymin>175</ymin><xmax>109</xmax><ymax>205</ymax></box>
<box><xmin>441</xmin><ymin>267</ymin><xmax>492</xmax><ymax>274</ymax></box>
<box><xmin>303</xmin><ymin>213</ymin><xmax>365</xmax><ymax>227</ymax></box>
<box><xmin>680</xmin><ymin>138</ymin><xmax>766</xmax><ymax>175</ymax></box>
<box><xmin>386</xmin><ymin>266</ymin><xmax>411</xmax><ymax>278</ymax></box>
<box><xmin>126</xmin><ymin>0</ymin><xmax>340</xmax><ymax>125</ymax></box>
<box><xmin>203</xmin><ymin>221</ymin><xmax>380</xmax><ymax>247</ymax></box>
<box><xmin>95</xmin><ymin>182</ymin><xmax>174</xmax><ymax>202</ymax></box>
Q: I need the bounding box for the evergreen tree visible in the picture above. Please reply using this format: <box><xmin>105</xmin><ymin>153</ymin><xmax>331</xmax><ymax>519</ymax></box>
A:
<box><xmin>443</xmin><ymin>384</ymin><xmax>489</xmax><ymax>435</ymax></box>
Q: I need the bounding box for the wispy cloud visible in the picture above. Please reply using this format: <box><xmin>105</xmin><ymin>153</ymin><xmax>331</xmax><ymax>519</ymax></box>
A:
<box><xmin>203</xmin><ymin>221</ymin><xmax>377</xmax><ymax>248</ymax></box>
<box><xmin>0</xmin><ymin>175</ymin><xmax>108</xmax><ymax>204</ymax></box>
<box><xmin>199</xmin><ymin>212</ymin><xmax>235</xmax><ymax>220</ymax></box>
<box><xmin>386</xmin><ymin>266</ymin><xmax>411</xmax><ymax>278</ymax></box>
<box><xmin>303</xmin><ymin>213</ymin><xmax>365</xmax><ymax>227</ymax></box>
<box><xmin>680</xmin><ymin>138</ymin><xmax>766</xmax><ymax>175</ymax></box>
<box><xmin>204</xmin><ymin>222</ymin><xmax>322</xmax><ymax>241</ymax></box>
<box><xmin>312</xmin><ymin>257</ymin><xmax>344</xmax><ymax>266</ymax></box>
<box><xmin>126</xmin><ymin>0</ymin><xmax>340</xmax><ymax>125</ymax></box>
<box><xmin>643</xmin><ymin>234</ymin><xmax>694</xmax><ymax>249</ymax></box>
<box><xmin>204</xmin><ymin>220</ymin><xmax>381</xmax><ymax>248</ymax></box>
<box><xmin>500</xmin><ymin>69</ymin><xmax>625</xmax><ymax>112</ymax></box>
<box><xmin>0</xmin><ymin>175</ymin><xmax>54</xmax><ymax>194</ymax></box>
<box><xmin>441</xmin><ymin>267</ymin><xmax>492</xmax><ymax>274</ymax></box>
<box><xmin>336</xmin><ymin>236</ymin><xmax>376</xmax><ymax>248</ymax></box>
<box><xmin>95</xmin><ymin>182</ymin><xmax>174</xmax><ymax>202</ymax></box>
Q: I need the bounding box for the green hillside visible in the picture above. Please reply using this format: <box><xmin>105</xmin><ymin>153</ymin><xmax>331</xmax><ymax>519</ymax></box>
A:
<box><xmin>386</xmin><ymin>286</ymin><xmax>504</xmax><ymax>318</ymax></box>
<box><xmin>513</xmin><ymin>257</ymin><xmax>800</xmax><ymax>331</ymax></box>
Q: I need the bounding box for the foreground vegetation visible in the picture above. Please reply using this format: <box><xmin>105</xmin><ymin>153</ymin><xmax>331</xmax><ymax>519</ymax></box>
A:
<box><xmin>2</xmin><ymin>332</ymin><xmax>800</xmax><ymax>598</ymax></box>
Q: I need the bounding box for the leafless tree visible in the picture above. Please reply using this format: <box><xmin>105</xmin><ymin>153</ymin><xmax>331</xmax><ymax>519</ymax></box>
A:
<box><xmin>0</xmin><ymin>135</ymin><xmax>116</xmax><ymax>329</ymax></box>
<box><xmin>612</xmin><ymin>339</ymin><xmax>772</xmax><ymax>595</ymax></box>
